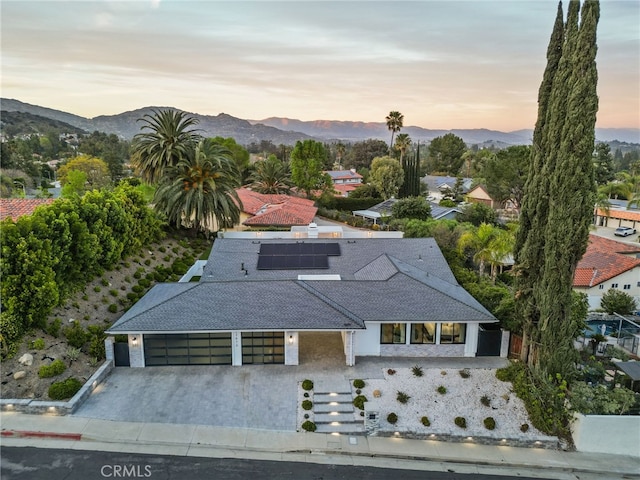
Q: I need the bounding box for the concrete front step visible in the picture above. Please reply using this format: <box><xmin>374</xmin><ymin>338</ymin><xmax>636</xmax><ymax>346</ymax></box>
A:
<box><xmin>313</xmin><ymin>393</ymin><xmax>352</xmax><ymax>404</ymax></box>
<box><xmin>315</xmin><ymin>423</ymin><xmax>365</xmax><ymax>434</ymax></box>
<box><xmin>314</xmin><ymin>403</ymin><xmax>354</xmax><ymax>413</ymax></box>
<box><xmin>314</xmin><ymin>412</ymin><xmax>357</xmax><ymax>423</ymax></box>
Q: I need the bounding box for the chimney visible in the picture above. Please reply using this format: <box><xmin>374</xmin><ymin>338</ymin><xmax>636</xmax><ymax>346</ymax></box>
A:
<box><xmin>307</xmin><ymin>222</ymin><xmax>319</xmax><ymax>238</ymax></box>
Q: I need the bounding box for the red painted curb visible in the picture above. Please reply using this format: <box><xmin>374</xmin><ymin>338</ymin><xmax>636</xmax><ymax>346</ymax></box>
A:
<box><xmin>2</xmin><ymin>430</ymin><xmax>82</xmax><ymax>441</ymax></box>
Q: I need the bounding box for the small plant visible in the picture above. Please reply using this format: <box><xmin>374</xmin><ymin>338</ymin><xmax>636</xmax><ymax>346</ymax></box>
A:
<box><xmin>373</xmin><ymin>389</ymin><xmax>381</xmax><ymax>398</ymax></box>
<box><xmin>124</xmin><ymin>276</ymin><xmax>131</xmax><ymax>283</ymax></box>
<box><xmin>440</xmin><ymin>370</ymin><xmax>447</xmax><ymax>376</ymax></box>
<box><xmin>520</xmin><ymin>423</ymin><xmax>529</xmax><ymax>433</ymax></box>
<box><xmin>483</xmin><ymin>417</ymin><xmax>496</xmax><ymax>430</ymax></box>
<box><xmin>109</xmin><ymin>289</ymin><xmax>118</xmax><ymax>297</ymax></box>
<box><xmin>387</xmin><ymin>413</ymin><xmax>398</xmax><ymax>425</ymax></box>
<box><xmin>301</xmin><ymin>379</ymin><xmax>314</xmax><ymax>390</ymax></box>
<box><xmin>101</xmin><ymin>297</ymin><xmax>109</xmax><ymax>304</ymax></box>
<box><xmin>163</xmin><ymin>255</ymin><xmax>171</xmax><ymax>262</ymax></box>
<box><xmin>132</xmin><ymin>285</ymin><xmax>143</xmax><ymax>294</ymax></box>
<box><xmin>38</xmin><ymin>359</ymin><xmax>67</xmax><ymax>378</ymax></box>
<box><xmin>353</xmin><ymin>379</ymin><xmax>365</xmax><ymax>389</ymax></box>
<box><xmin>437</xmin><ymin>385</ymin><xmax>447</xmax><ymax>395</ymax></box>
<box><xmin>302</xmin><ymin>400</ymin><xmax>313</xmax><ymax>410</ymax></box>
<box><xmin>144</xmin><ymin>259</ymin><xmax>151</xmax><ymax>266</ymax></box>
<box><xmin>480</xmin><ymin>395</ymin><xmax>491</xmax><ymax>407</ymax></box>
<box><xmin>120</xmin><ymin>285</ymin><xmax>127</xmax><ymax>291</ymax></box>
<box><xmin>82</xmin><ymin>294</ymin><xmax>89</xmax><ymax>301</ymax></box>
<box><xmin>123</xmin><ymin>262</ymin><xmax>131</xmax><ymax>268</ymax></box>
<box><xmin>94</xmin><ymin>286</ymin><xmax>102</xmax><ymax>293</ymax></box>
<box><xmin>30</xmin><ymin>338</ymin><xmax>45</xmax><ymax>350</ymax></box>
<box><xmin>159</xmin><ymin>246</ymin><xmax>167</xmax><ymax>253</ymax></box>
<box><xmin>396</xmin><ymin>391</ymin><xmax>410</xmax><ymax>404</ymax></box>
<box><xmin>67</xmin><ymin>347</ymin><xmax>81</xmax><ymax>361</ymax></box>
<box><xmin>101</xmin><ymin>278</ymin><xmax>109</xmax><ymax>286</ymax></box>
<box><xmin>387</xmin><ymin>369</ymin><xmax>396</xmax><ymax>375</ymax></box>
<box><xmin>63</xmin><ymin>322</ymin><xmax>89</xmax><ymax>348</ymax></box>
<box><xmin>454</xmin><ymin>416</ymin><xmax>467</xmax><ymax>429</ymax></box>
<box><xmin>83</xmin><ymin>314</ymin><xmax>90</xmax><ymax>321</ymax></box>
<box><xmin>46</xmin><ymin>318</ymin><xmax>62</xmax><ymax>338</ymax></box>
<box><xmin>353</xmin><ymin>395</ymin><xmax>367</xmax><ymax>410</ymax></box>
<box><xmin>459</xmin><ymin>369</ymin><xmax>470</xmax><ymax>379</ymax></box>
<box><xmin>48</xmin><ymin>377</ymin><xmax>82</xmax><ymax>400</ymax></box>
<box><xmin>139</xmin><ymin>278</ymin><xmax>151</xmax><ymax>288</ymax></box>
<box><xmin>134</xmin><ymin>271</ymin><xmax>142</xmax><ymax>279</ymax></box>
<box><xmin>72</xmin><ymin>301</ymin><xmax>80</xmax><ymax>309</ymax></box>
<box><xmin>301</xmin><ymin>421</ymin><xmax>317</xmax><ymax>432</ymax></box>
<box><xmin>421</xmin><ymin>416</ymin><xmax>431</xmax><ymax>427</ymax></box>
<box><xmin>89</xmin><ymin>357</ymin><xmax>99</xmax><ymax>367</ymax></box>
<box><xmin>412</xmin><ymin>365</ymin><xmax>424</xmax><ymax>377</ymax></box>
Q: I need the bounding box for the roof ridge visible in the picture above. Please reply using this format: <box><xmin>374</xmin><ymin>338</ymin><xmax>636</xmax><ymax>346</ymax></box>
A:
<box><xmin>297</xmin><ymin>281</ymin><xmax>365</xmax><ymax>328</ymax></box>
<box><xmin>386</xmin><ymin>256</ymin><xmax>494</xmax><ymax>319</ymax></box>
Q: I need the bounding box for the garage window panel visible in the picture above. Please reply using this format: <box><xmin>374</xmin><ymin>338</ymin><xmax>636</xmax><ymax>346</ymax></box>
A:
<box><xmin>143</xmin><ymin>333</ymin><xmax>232</xmax><ymax>366</ymax></box>
<box><xmin>241</xmin><ymin>332</ymin><xmax>285</xmax><ymax>364</ymax></box>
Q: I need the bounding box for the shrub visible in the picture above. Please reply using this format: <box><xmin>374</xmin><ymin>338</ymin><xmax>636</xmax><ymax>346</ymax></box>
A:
<box><xmin>133</xmin><ymin>271</ymin><xmax>142</xmax><ymax>280</ymax></box>
<box><xmin>163</xmin><ymin>255</ymin><xmax>172</xmax><ymax>262</ymax></box>
<box><xmin>46</xmin><ymin>318</ymin><xmax>62</xmax><ymax>338</ymax></box>
<box><xmin>126</xmin><ymin>292</ymin><xmax>138</xmax><ymax>301</ymax></box>
<box><xmin>72</xmin><ymin>301</ymin><xmax>80</xmax><ymax>309</ymax></box>
<box><xmin>38</xmin><ymin>359</ymin><xmax>66</xmax><ymax>378</ymax></box>
<box><xmin>82</xmin><ymin>294</ymin><xmax>89</xmax><ymax>301</ymax></box>
<box><xmin>437</xmin><ymin>386</ymin><xmax>447</xmax><ymax>395</ymax></box>
<box><xmin>301</xmin><ymin>421</ymin><xmax>317</xmax><ymax>432</ymax></box>
<box><xmin>353</xmin><ymin>395</ymin><xmax>367</xmax><ymax>410</ymax></box>
<box><xmin>144</xmin><ymin>259</ymin><xmax>151</xmax><ymax>266</ymax></box>
<box><xmin>108</xmin><ymin>289</ymin><xmax>117</xmax><ymax>297</ymax></box>
<box><xmin>421</xmin><ymin>416</ymin><xmax>431</xmax><ymax>427</ymax></box>
<box><xmin>495</xmin><ymin>367</ymin><xmax>513</xmax><ymax>382</ymax></box>
<box><xmin>302</xmin><ymin>400</ymin><xmax>313</xmax><ymax>410</ymax></box>
<box><xmin>387</xmin><ymin>369</ymin><xmax>396</xmax><ymax>375</ymax></box>
<box><xmin>520</xmin><ymin>423</ymin><xmax>529</xmax><ymax>433</ymax></box>
<box><xmin>30</xmin><ymin>338</ymin><xmax>45</xmax><ymax>350</ymax></box>
<box><xmin>48</xmin><ymin>377</ymin><xmax>82</xmax><ymax>400</ymax></box>
<box><xmin>94</xmin><ymin>286</ymin><xmax>101</xmax><ymax>292</ymax></box>
<box><xmin>67</xmin><ymin>347</ymin><xmax>81</xmax><ymax>361</ymax></box>
<box><xmin>63</xmin><ymin>323</ymin><xmax>89</xmax><ymax>348</ymax></box>
<box><xmin>107</xmin><ymin>304</ymin><xmax>118</xmax><ymax>313</ymax></box>
<box><xmin>387</xmin><ymin>413</ymin><xmax>398</xmax><ymax>425</ymax></box>
<box><xmin>412</xmin><ymin>365</ymin><xmax>424</xmax><ymax>377</ymax></box>
<box><xmin>454</xmin><ymin>416</ymin><xmax>467</xmax><ymax>429</ymax></box>
<box><xmin>396</xmin><ymin>391</ymin><xmax>410</xmax><ymax>404</ymax></box>
<box><xmin>459</xmin><ymin>369</ymin><xmax>470</xmax><ymax>379</ymax></box>
<box><xmin>89</xmin><ymin>336</ymin><xmax>106</xmax><ymax>360</ymax></box>
<box><xmin>132</xmin><ymin>285</ymin><xmax>143</xmax><ymax>294</ymax></box>
<box><xmin>101</xmin><ymin>278</ymin><xmax>109</xmax><ymax>286</ymax></box>
<box><xmin>301</xmin><ymin>379</ymin><xmax>314</xmax><ymax>390</ymax></box>
<box><xmin>480</xmin><ymin>395</ymin><xmax>491</xmax><ymax>407</ymax></box>
<box><xmin>484</xmin><ymin>417</ymin><xmax>496</xmax><ymax>430</ymax></box>
<box><xmin>172</xmin><ymin>261</ymin><xmax>188</xmax><ymax>275</ymax></box>
<box><xmin>138</xmin><ymin>278</ymin><xmax>151</xmax><ymax>288</ymax></box>
<box><xmin>159</xmin><ymin>246</ymin><xmax>167</xmax><ymax>253</ymax></box>
<box><xmin>353</xmin><ymin>379</ymin><xmax>365</xmax><ymax>389</ymax></box>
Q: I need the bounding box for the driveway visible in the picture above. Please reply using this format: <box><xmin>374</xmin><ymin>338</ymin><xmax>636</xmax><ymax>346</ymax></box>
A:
<box><xmin>74</xmin><ymin>333</ymin><xmax>507</xmax><ymax>430</ymax></box>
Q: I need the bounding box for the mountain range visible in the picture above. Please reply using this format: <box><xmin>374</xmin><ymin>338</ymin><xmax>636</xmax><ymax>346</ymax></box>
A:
<box><xmin>2</xmin><ymin>98</ymin><xmax>638</xmax><ymax>146</ymax></box>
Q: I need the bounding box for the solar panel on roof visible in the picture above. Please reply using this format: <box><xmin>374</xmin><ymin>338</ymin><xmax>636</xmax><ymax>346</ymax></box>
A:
<box><xmin>256</xmin><ymin>242</ymin><xmax>339</xmax><ymax>270</ymax></box>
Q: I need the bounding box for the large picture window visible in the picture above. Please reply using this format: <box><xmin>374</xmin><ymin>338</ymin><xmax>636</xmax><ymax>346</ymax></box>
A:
<box><xmin>439</xmin><ymin>323</ymin><xmax>466</xmax><ymax>344</ymax></box>
<box><xmin>380</xmin><ymin>323</ymin><xmax>406</xmax><ymax>344</ymax></box>
<box><xmin>410</xmin><ymin>323</ymin><xmax>436</xmax><ymax>344</ymax></box>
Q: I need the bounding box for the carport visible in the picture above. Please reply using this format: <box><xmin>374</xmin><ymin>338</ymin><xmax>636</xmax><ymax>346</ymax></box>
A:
<box><xmin>614</xmin><ymin>361</ymin><xmax>640</xmax><ymax>392</ymax></box>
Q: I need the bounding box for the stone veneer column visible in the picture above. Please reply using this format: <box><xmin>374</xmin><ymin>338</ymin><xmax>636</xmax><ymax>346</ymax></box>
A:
<box><xmin>231</xmin><ymin>332</ymin><xmax>242</xmax><ymax>366</ymax></box>
<box><xmin>128</xmin><ymin>333</ymin><xmax>145</xmax><ymax>367</ymax></box>
<box><xmin>104</xmin><ymin>337</ymin><xmax>114</xmax><ymax>362</ymax></box>
<box><xmin>284</xmin><ymin>331</ymin><xmax>298</xmax><ymax>365</ymax></box>
<box><xmin>345</xmin><ymin>330</ymin><xmax>355</xmax><ymax>366</ymax></box>
<box><xmin>500</xmin><ymin>329</ymin><xmax>510</xmax><ymax>357</ymax></box>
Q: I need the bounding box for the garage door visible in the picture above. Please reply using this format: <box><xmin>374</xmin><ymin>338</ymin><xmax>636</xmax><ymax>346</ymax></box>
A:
<box><xmin>144</xmin><ymin>333</ymin><xmax>232</xmax><ymax>366</ymax></box>
<box><xmin>242</xmin><ymin>332</ymin><xmax>285</xmax><ymax>364</ymax></box>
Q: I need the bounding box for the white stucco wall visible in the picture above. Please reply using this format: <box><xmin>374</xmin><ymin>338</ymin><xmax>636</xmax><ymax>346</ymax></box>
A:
<box><xmin>354</xmin><ymin>324</ymin><xmax>381</xmax><ymax>356</ymax></box>
<box><xmin>572</xmin><ymin>413</ymin><xmax>640</xmax><ymax>457</ymax></box>
<box><xmin>576</xmin><ymin>268</ymin><xmax>640</xmax><ymax>310</ymax></box>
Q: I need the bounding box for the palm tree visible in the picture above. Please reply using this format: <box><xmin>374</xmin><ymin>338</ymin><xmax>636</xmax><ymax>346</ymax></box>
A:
<box><xmin>394</xmin><ymin>133</ymin><xmax>412</xmax><ymax>163</ymax></box>
<box><xmin>153</xmin><ymin>138</ymin><xmax>242</xmax><ymax>235</ymax></box>
<box><xmin>386</xmin><ymin>111</ymin><xmax>404</xmax><ymax>152</ymax></box>
<box><xmin>249</xmin><ymin>156</ymin><xmax>292</xmax><ymax>194</ymax></box>
<box><xmin>458</xmin><ymin>223</ymin><xmax>512</xmax><ymax>279</ymax></box>
<box><xmin>335</xmin><ymin>143</ymin><xmax>346</xmax><ymax>169</ymax></box>
<box><xmin>130</xmin><ymin>109</ymin><xmax>200</xmax><ymax>184</ymax></box>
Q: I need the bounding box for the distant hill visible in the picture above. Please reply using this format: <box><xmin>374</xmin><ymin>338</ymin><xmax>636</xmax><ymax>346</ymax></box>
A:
<box><xmin>0</xmin><ymin>110</ymin><xmax>87</xmax><ymax>137</ymax></box>
<box><xmin>2</xmin><ymin>98</ymin><xmax>638</xmax><ymax>146</ymax></box>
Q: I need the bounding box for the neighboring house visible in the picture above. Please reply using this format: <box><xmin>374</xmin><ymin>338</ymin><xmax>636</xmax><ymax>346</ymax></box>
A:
<box><xmin>465</xmin><ymin>185</ymin><xmax>503</xmax><ymax>209</ymax></box>
<box><xmin>421</xmin><ymin>175</ymin><xmax>472</xmax><ymax>202</ymax></box>
<box><xmin>573</xmin><ymin>235</ymin><xmax>640</xmax><ymax>310</ymax></box>
<box><xmin>594</xmin><ymin>206</ymin><xmax>640</xmax><ymax>230</ymax></box>
<box><xmin>235</xmin><ymin>188</ymin><xmax>317</xmax><ymax>228</ymax></box>
<box><xmin>325</xmin><ymin>169</ymin><xmax>363</xmax><ymax>197</ymax></box>
<box><xmin>107</xmin><ymin>226</ymin><xmax>502</xmax><ymax>367</ymax></box>
<box><xmin>353</xmin><ymin>198</ymin><xmax>459</xmax><ymax>224</ymax></box>
<box><xmin>0</xmin><ymin>198</ymin><xmax>55</xmax><ymax>222</ymax></box>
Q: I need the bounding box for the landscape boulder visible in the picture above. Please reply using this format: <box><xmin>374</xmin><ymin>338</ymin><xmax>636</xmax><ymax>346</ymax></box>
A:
<box><xmin>18</xmin><ymin>353</ymin><xmax>33</xmax><ymax>366</ymax></box>
<box><xmin>13</xmin><ymin>371</ymin><xmax>26</xmax><ymax>380</ymax></box>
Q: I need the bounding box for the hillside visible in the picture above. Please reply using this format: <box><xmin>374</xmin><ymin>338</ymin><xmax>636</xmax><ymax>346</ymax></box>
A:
<box><xmin>0</xmin><ymin>110</ymin><xmax>88</xmax><ymax>137</ymax></box>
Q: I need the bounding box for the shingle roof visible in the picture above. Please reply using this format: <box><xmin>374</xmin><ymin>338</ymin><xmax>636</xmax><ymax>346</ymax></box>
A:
<box><xmin>325</xmin><ymin>170</ymin><xmax>363</xmax><ymax>181</ymax></box>
<box><xmin>109</xmin><ymin>238</ymin><xmax>496</xmax><ymax>333</ymax></box>
<box><xmin>573</xmin><ymin>235</ymin><xmax>640</xmax><ymax>287</ymax></box>
<box><xmin>0</xmin><ymin>198</ymin><xmax>55</xmax><ymax>221</ymax></box>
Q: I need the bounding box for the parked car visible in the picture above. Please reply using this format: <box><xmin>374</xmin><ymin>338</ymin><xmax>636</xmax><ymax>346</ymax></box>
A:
<box><xmin>614</xmin><ymin>226</ymin><xmax>637</xmax><ymax>237</ymax></box>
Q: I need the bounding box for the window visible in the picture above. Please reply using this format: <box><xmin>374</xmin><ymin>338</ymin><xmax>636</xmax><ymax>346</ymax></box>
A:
<box><xmin>624</xmin><ymin>284</ymin><xmax>631</xmax><ymax>290</ymax></box>
<box><xmin>410</xmin><ymin>323</ymin><xmax>436</xmax><ymax>344</ymax></box>
<box><xmin>439</xmin><ymin>323</ymin><xmax>466</xmax><ymax>344</ymax></box>
<box><xmin>599</xmin><ymin>284</ymin><xmax>604</xmax><ymax>290</ymax></box>
<box><xmin>380</xmin><ymin>323</ymin><xmax>406</xmax><ymax>344</ymax></box>
<box><xmin>611</xmin><ymin>283</ymin><xmax>618</xmax><ymax>289</ymax></box>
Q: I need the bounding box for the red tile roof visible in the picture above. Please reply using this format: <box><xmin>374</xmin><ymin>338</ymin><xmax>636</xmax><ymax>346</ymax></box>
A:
<box><xmin>235</xmin><ymin>188</ymin><xmax>317</xmax><ymax>227</ymax></box>
<box><xmin>595</xmin><ymin>208</ymin><xmax>640</xmax><ymax>222</ymax></box>
<box><xmin>0</xmin><ymin>198</ymin><xmax>55</xmax><ymax>222</ymax></box>
<box><xmin>333</xmin><ymin>184</ymin><xmax>359</xmax><ymax>196</ymax></box>
<box><xmin>573</xmin><ymin>234</ymin><xmax>640</xmax><ymax>287</ymax></box>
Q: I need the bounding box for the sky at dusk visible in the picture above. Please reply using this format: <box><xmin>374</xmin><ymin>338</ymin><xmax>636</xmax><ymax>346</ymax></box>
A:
<box><xmin>1</xmin><ymin>0</ymin><xmax>639</xmax><ymax>131</ymax></box>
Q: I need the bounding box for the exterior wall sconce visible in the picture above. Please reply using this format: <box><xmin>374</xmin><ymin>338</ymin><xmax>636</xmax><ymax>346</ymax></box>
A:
<box><xmin>132</xmin><ymin>336</ymin><xmax>138</xmax><ymax>346</ymax></box>
<box><xmin>288</xmin><ymin>335</ymin><xmax>294</xmax><ymax>344</ymax></box>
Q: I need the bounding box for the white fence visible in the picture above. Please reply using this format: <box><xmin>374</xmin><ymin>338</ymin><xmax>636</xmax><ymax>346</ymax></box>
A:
<box><xmin>571</xmin><ymin>413</ymin><xmax>640</xmax><ymax>457</ymax></box>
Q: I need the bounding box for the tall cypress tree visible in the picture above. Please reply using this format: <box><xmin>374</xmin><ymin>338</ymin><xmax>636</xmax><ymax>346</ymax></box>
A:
<box><xmin>538</xmin><ymin>0</ymin><xmax>599</xmax><ymax>378</ymax></box>
<box><xmin>513</xmin><ymin>1</ymin><xmax>565</xmax><ymax>364</ymax></box>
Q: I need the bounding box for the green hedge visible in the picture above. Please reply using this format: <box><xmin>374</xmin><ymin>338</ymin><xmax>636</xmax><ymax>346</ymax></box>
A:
<box><xmin>48</xmin><ymin>377</ymin><xmax>83</xmax><ymax>400</ymax></box>
<box><xmin>316</xmin><ymin>196</ymin><xmax>381</xmax><ymax>212</ymax></box>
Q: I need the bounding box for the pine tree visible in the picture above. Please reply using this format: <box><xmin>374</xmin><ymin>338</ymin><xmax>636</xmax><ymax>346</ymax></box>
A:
<box><xmin>513</xmin><ymin>1</ymin><xmax>565</xmax><ymax>363</ymax></box>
